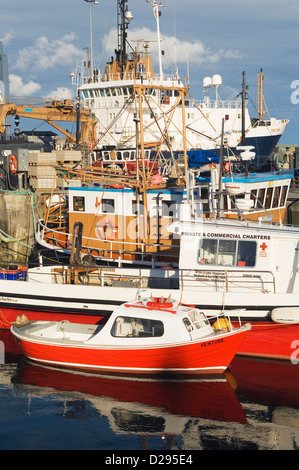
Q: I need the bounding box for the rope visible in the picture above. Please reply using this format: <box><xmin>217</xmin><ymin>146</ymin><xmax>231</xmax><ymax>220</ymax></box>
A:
<box><xmin>0</xmin><ymin>309</ymin><xmax>14</xmax><ymax>327</ymax></box>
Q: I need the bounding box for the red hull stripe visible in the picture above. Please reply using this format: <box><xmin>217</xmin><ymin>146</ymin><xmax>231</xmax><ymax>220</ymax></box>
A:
<box><xmin>16</xmin><ymin>330</ymin><xmax>247</xmax><ymax>373</ymax></box>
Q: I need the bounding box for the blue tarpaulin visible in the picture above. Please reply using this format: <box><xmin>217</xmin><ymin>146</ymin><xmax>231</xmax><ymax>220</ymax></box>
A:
<box><xmin>188</xmin><ymin>149</ymin><xmax>220</xmax><ymax>168</ymax></box>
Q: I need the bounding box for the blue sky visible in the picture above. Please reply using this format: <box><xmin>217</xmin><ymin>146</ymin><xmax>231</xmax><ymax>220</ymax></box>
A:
<box><xmin>1</xmin><ymin>0</ymin><xmax>298</xmax><ymax>144</ymax></box>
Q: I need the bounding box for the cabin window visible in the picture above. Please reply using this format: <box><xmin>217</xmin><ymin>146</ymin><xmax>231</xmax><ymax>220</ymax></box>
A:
<box><xmin>257</xmin><ymin>188</ymin><xmax>265</xmax><ymax>207</ymax></box>
<box><xmin>272</xmin><ymin>186</ymin><xmax>281</xmax><ymax>208</ymax></box>
<box><xmin>265</xmin><ymin>187</ymin><xmax>273</xmax><ymax>209</ymax></box>
<box><xmin>132</xmin><ymin>200</ymin><xmax>144</xmax><ymax>215</ymax></box>
<box><xmin>183</xmin><ymin>310</ymin><xmax>210</xmax><ymax>333</ymax></box>
<box><xmin>102</xmin><ymin>198</ymin><xmax>115</xmax><ymax>214</ymax></box>
<box><xmin>162</xmin><ymin>200</ymin><xmax>177</xmax><ymax>218</ymax></box>
<box><xmin>111</xmin><ymin>316</ymin><xmax>164</xmax><ymax>337</ymax></box>
<box><xmin>73</xmin><ymin>196</ymin><xmax>85</xmax><ymax>212</ymax></box>
<box><xmin>250</xmin><ymin>189</ymin><xmax>257</xmax><ymax>207</ymax></box>
<box><xmin>198</xmin><ymin>238</ymin><xmax>256</xmax><ymax>267</ymax></box>
<box><xmin>280</xmin><ymin>185</ymin><xmax>288</xmax><ymax>207</ymax></box>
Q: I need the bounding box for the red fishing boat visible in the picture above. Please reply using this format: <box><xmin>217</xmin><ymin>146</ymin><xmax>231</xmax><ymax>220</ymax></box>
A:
<box><xmin>11</xmin><ymin>297</ymin><xmax>250</xmax><ymax>375</ymax></box>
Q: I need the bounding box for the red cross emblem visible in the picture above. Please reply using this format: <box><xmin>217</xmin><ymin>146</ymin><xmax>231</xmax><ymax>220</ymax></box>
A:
<box><xmin>260</xmin><ymin>243</ymin><xmax>268</xmax><ymax>251</ymax></box>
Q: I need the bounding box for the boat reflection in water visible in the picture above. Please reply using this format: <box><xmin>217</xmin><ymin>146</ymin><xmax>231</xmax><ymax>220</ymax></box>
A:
<box><xmin>13</xmin><ymin>358</ymin><xmax>247</xmax><ymax>435</ymax></box>
<box><xmin>231</xmin><ymin>356</ymin><xmax>299</xmax><ymax>409</ymax></box>
<box><xmin>4</xmin><ymin>330</ymin><xmax>299</xmax><ymax>450</ymax></box>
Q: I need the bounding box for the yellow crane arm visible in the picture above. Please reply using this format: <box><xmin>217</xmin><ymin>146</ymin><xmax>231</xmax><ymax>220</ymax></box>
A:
<box><xmin>0</xmin><ymin>99</ymin><xmax>97</xmax><ymax>145</ymax></box>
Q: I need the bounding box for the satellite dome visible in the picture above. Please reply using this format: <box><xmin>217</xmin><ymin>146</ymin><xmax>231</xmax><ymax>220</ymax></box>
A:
<box><xmin>212</xmin><ymin>74</ymin><xmax>222</xmax><ymax>87</ymax></box>
<box><xmin>203</xmin><ymin>77</ymin><xmax>212</xmax><ymax>88</ymax></box>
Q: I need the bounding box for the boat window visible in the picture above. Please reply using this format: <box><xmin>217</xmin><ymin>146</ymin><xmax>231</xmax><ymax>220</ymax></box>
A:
<box><xmin>116</xmin><ymin>152</ymin><xmax>122</xmax><ymax>161</ymax></box>
<box><xmin>111</xmin><ymin>316</ymin><xmax>164</xmax><ymax>337</ymax></box>
<box><xmin>250</xmin><ymin>189</ymin><xmax>257</xmax><ymax>207</ymax></box>
<box><xmin>188</xmin><ymin>310</ymin><xmax>210</xmax><ymax>329</ymax></box>
<box><xmin>257</xmin><ymin>188</ymin><xmax>265</xmax><ymax>207</ymax></box>
<box><xmin>73</xmin><ymin>196</ymin><xmax>85</xmax><ymax>212</ymax></box>
<box><xmin>100</xmin><ymin>89</ymin><xmax>105</xmax><ymax>97</ymax></box>
<box><xmin>218</xmin><ymin>240</ymin><xmax>236</xmax><ymax>265</ymax></box>
<box><xmin>280</xmin><ymin>185</ymin><xmax>288</xmax><ymax>207</ymax></box>
<box><xmin>265</xmin><ymin>187</ymin><xmax>273</xmax><ymax>209</ymax></box>
<box><xmin>198</xmin><ymin>238</ymin><xmax>256</xmax><ymax>267</ymax></box>
<box><xmin>102</xmin><ymin>198</ymin><xmax>115</xmax><ymax>214</ymax></box>
<box><xmin>162</xmin><ymin>200</ymin><xmax>177</xmax><ymax>218</ymax></box>
<box><xmin>132</xmin><ymin>200</ymin><xmax>145</xmax><ymax>215</ymax></box>
<box><xmin>272</xmin><ymin>186</ymin><xmax>281</xmax><ymax>208</ymax></box>
<box><xmin>183</xmin><ymin>317</ymin><xmax>192</xmax><ymax>332</ymax></box>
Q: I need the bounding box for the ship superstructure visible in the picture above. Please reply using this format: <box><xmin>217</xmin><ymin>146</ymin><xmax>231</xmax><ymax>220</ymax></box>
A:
<box><xmin>77</xmin><ymin>0</ymin><xmax>288</xmax><ymax>159</ymax></box>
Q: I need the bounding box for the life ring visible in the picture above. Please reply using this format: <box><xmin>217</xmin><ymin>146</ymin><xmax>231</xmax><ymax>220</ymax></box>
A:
<box><xmin>145</xmin><ymin>296</ymin><xmax>176</xmax><ymax>309</ymax></box>
<box><xmin>96</xmin><ymin>217</ymin><xmax>117</xmax><ymax>241</ymax></box>
<box><xmin>9</xmin><ymin>155</ymin><xmax>17</xmax><ymax>174</ymax></box>
<box><xmin>195</xmin><ymin>142</ymin><xmax>202</xmax><ymax>149</ymax></box>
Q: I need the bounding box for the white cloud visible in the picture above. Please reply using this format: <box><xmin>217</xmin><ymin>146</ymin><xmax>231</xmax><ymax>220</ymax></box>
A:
<box><xmin>45</xmin><ymin>87</ymin><xmax>74</xmax><ymax>100</ymax></box>
<box><xmin>104</xmin><ymin>27</ymin><xmax>243</xmax><ymax>69</ymax></box>
<box><xmin>9</xmin><ymin>74</ymin><xmax>41</xmax><ymax>96</ymax></box>
<box><xmin>0</xmin><ymin>30</ymin><xmax>14</xmax><ymax>46</ymax></box>
<box><xmin>15</xmin><ymin>33</ymin><xmax>82</xmax><ymax>72</ymax></box>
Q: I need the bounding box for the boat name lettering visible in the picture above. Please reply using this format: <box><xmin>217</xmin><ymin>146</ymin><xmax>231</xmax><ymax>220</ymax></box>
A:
<box><xmin>242</xmin><ymin>274</ymin><xmax>262</xmax><ymax>278</ymax></box>
<box><xmin>0</xmin><ymin>296</ymin><xmax>16</xmax><ymax>303</ymax></box>
<box><xmin>182</xmin><ymin>232</ymin><xmax>271</xmax><ymax>240</ymax></box>
<box><xmin>193</xmin><ymin>270</ymin><xmax>225</xmax><ymax>280</ymax></box>
<box><xmin>201</xmin><ymin>338</ymin><xmax>224</xmax><ymax>347</ymax></box>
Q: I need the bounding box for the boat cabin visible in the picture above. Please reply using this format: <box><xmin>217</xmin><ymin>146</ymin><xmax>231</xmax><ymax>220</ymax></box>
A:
<box><xmin>171</xmin><ymin>217</ymin><xmax>299</xmax><ymax>295</ymax></box>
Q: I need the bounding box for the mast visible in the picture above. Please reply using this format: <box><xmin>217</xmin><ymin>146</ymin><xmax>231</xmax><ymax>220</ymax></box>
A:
<box><xmin>257</xmin><ymin>68</ymin><xmax>264</xmax><ymax>122</ymax></box>
<box><xmin>117</xmin><ymin>0</ymin><xmax>133</xmax><ymax>78</ymax></box>
<box><xmin>256</xmin><ymin>68</ymin><xmax>269</xmax><ymax>122</ymax></box>
<box><xmin>241</xmin><ymin>71</ymin><xmax>246</xmax><ymax>146</ymax></box>
<box><xmin>147</xmin><ymin>0</ymin><xmax>164</xmax><ymax>82</ymax></box>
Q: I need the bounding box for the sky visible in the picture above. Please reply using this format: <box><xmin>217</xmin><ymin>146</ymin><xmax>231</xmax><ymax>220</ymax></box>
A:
<box><xmin>0</xmin><ymin>0</ymin><xmax>298</xmax><ymax>144</ymax></box>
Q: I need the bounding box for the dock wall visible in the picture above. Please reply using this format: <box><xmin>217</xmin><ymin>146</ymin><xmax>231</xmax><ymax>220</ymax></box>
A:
<box><xmin>0</xmin><ymin>191</ymin><xmax>44</xmax><ymax>265</ymax></box>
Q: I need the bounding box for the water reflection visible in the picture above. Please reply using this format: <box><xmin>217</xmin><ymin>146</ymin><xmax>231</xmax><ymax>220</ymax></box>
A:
<box><xmin>2</xmin><ymin>330</ymin><xmax>299</xmax><ymax>450</ymax></box>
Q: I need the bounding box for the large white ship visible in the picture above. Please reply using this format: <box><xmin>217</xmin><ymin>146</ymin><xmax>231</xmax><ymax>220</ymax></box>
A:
<box><xmin>77</xmin><ymin>0</ymin><xmax>288</xmax><ymax>161</ymax></box>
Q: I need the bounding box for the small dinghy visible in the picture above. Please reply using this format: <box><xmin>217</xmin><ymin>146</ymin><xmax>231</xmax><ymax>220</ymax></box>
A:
<box><xmin>11</xmin><ymin>296</ymin><xmax>251</xmax><ymax>375</ymax></box>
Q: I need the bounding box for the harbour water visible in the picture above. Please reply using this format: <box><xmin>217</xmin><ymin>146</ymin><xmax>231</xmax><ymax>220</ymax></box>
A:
<box><xmin>1</xmin><ymin>330</ymin><xmax>299</xmax><ymax>452</ymax></box>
